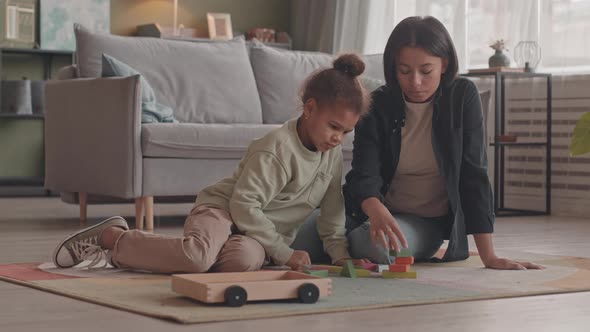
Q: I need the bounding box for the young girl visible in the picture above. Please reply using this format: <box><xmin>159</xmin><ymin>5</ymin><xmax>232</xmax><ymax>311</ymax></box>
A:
<box><xmin>52</xmin><ymin>54</ymin><xmax>371</xmax><ymax>273</ymax></box>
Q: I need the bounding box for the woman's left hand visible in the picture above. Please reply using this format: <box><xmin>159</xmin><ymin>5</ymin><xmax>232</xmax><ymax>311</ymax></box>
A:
<box><xmin>474</xmin><ymin>233</ymin><xmax>545</xmax><ymax>270</ymax></box>
<box><xmin>482</xmin><ymin>256</ymin><xmax>545</xmax><ymax>270</ymax></box>
<box><xmin>333</xmin><ymin>258</ymin><xmax>371</xmax><ymax>266</ymax></box>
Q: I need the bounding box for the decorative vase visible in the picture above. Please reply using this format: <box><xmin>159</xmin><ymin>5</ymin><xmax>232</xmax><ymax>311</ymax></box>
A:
<box><xmin>488</xmin><ymin>50</ymin><xmax>511</xmax><ymax>68</ymax></box>
<box><xmin>0</xmin><ymin>80</ymin><xmax>32</xmax><ymax>115</ymax></box>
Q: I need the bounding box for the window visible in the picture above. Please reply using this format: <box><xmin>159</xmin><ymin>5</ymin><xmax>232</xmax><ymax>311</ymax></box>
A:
<box><xmin>370</xmin><ymin>0</ymin><xmax>590</xmax><ymax>72</ymax></box>
<box><xmin>540</xmin><ymin>0</ymin><xmax>590</xmax><ymax>69</ymax></box>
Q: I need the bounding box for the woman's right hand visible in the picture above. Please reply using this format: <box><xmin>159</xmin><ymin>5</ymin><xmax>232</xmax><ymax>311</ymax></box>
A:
<box><xmin>362</xmin><ymin>198</ymin><xmax>408</xmax><ymax>252</ymax></box>
<box><xmin>285</xmin><ymin>250</ymin><xmax>311</xmax><ymax>271</ymax></box>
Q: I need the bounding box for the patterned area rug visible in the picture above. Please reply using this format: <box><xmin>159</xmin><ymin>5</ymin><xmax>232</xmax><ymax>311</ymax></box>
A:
<box><xmin>2</xmin><ymin>251</ymin><xmax>590</xmax><ymax>324</ymax></box>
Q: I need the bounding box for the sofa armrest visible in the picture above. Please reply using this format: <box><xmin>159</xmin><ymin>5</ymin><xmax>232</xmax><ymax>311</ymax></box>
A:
<box><xmin>44</xmin><ymin>75</ymin><xmax>143</xmax><ymax>199</ymax></box>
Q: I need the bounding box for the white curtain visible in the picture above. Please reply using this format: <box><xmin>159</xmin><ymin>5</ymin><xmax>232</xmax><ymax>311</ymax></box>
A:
<box><xmin>323</xmin><ymin>0</ymin><xmax>589</xmax><ymax>73</ymax></box>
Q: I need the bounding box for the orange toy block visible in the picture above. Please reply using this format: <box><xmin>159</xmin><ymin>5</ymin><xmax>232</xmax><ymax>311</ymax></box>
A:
<box><xmin>395</xmin><ymin>257</ymin><xmax>414</xmax><ymax>265</ymax></box>
<box><xmin>388</xmin><ymin>264</ymin><xmax>410</xmax><ymax>272</ymax></box>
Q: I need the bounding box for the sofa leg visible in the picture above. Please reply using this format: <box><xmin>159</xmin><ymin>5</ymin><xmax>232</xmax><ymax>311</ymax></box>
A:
<box><xmin>135</xmin><ymin>197</ymin><xmax>145</xmax><ymax>230</ymax></box>
<box><xmin>79</xmin><ymin>192</ymin><xmax>87</xmax><ymax>225</ymax></box>
<box><xmin>145</xmin><ymin>196</ymin><xmax>154</xmax><ymax>231</ymax></box>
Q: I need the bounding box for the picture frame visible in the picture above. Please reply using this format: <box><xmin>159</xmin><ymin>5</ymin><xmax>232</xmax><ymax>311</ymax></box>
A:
<box><xmin>207</xmin><ymin>13</ymin><xmax>232</xmax><ymax>40</ymax></box>
<box><xmin>1</xmin><ymin>0</ymin><xmax>35</xmax><ymax>48</ymax></box>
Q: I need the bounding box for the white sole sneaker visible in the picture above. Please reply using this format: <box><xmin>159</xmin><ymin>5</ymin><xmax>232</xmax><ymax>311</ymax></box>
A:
<box><xmin>52</xmin><ymin>216</ymin><xmax>129</xmax><ymax>268</ymax></box>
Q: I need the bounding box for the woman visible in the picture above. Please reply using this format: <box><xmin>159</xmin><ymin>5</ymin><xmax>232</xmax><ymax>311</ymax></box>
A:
<box><xmin>342</xmin><ymin>16</ymin><xmax>542</xmax><ymax>269</ymax></box>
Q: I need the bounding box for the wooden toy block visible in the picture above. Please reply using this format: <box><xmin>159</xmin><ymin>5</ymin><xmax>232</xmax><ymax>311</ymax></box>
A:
<box><xmin>306</xmin><ymin>265</ymin><xmax>342</xmax><ymax>273</ymax></box>
<box><xmin>303</xmin><ymin>270</ymin><xmax>329</xmax><ymax>277</ymax></box>
<box><xmin>172</xmin><ymin>271</ymin><xmax>332</xmax><ymax>306</ymax></box>
<box><xmin>340</xmin><ymin>260</ymin><xmax>357</xmax><ymax>278</ymax></box>
<box><xmin>355</xmin><ymin>263</ymin><xmax>378</xmax><ymax>271</ymax></box>
<box><xmin>328</xmin><ymin>266</ymin><xmax>343</xmax><ymax>273</ymax></box>
<box><xmin>353</xmin><ymin>269</ymin><xmax>371</xmax><ymax>277</ymax></box>
<box><xmin>382</xmin><ymin>271</ymin><xmax>417</xmax><ymax>279</ymax></box>
<box><xmin>395</xmin><ymin>257</ymin><xmax>415</xmax><ymax>265</ymax></box>
<box><xmin>377</xmin><ymin>264</ymin><xmax>389</xmax><ymax>273</ymax></box>
<box><xmin>388</xmin><ymin>264</ymin><xmax>410</xmax><ymax>272</ymax></box>
<box><xmin>390</xmin><ymin>248</ymin><xmax>413</xmax><ymax>257</ymax></box>
<box><xmin>311</xmin><ymin>265</ymin><xmax>371</xmax><ymax>277</ymax></box>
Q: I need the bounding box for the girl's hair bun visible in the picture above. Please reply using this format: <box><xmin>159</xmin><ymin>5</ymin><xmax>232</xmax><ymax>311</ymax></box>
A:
<box><xmin>333</xmin><ymin>53</ymin><xmax>365</xmax><ymax>77</ymax></box>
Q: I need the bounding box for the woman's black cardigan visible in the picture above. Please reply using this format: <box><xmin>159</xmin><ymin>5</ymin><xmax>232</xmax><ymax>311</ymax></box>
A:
<box><xmin>343</xmin><ymin>77</ymin><xmax>495</xmax><ymax>261</ymax></box>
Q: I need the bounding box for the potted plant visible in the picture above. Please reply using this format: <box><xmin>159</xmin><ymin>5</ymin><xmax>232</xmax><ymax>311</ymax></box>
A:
<box><xmin>570</xmin><ymin>112</ymin><xmax>590</xmax><ymax>156</ymax></box>
<box><xmin>489</xmin><ymin>39</ymin><xmax>511</xmax><ymax>68</ymax></box>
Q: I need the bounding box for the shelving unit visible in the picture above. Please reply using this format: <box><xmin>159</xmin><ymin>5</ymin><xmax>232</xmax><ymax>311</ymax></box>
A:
<box><xmin>461</xmin><ymin>71</ymin><xmax>552</xmax><ymax>216</ymax></box>
<box><xmin>0</xmin><ymin>48</ymin><xmax>73</xmax><ymax>189</ymax></box>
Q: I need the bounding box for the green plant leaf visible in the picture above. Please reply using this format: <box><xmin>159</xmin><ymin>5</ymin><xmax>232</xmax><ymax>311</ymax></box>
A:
<box><xmin>570</xmin><ymin>112</ymin><xmax>590</xmax><ymax>156</ymax></box>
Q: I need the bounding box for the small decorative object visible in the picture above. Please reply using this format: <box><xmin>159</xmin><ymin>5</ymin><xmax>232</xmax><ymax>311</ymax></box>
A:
<box><xmin>246</xmin><ymin>28</ymin><xmax>276</xmax><ymax>43</ymax></box>
<box><xmin>0</xmin><ymin>80</ymin><xmax>32</xmax><ymax>114</ymax></box>
<box><xmin>514</xmin><ymin>41</ymin><xmax>542</xmax><ymax>72</ymax></box>
<box><xmin>276</xmin><ymin>31</ymin><xmax>291</xmax><ymax>44</ymax></box>
<box><xmin>0</xmin><ymin>0</ymin><xmax>35</xmax><ymax>48</ymax></box>
<box><xmin>207</xmin><ymin>13</ymin><xmax>233</xmax><ymax>40</ymax></box>
<box><xmin>488</xmin><ymin>39</ymin><xmax>511</xmax><ymax>68</ymax></box>
<box><xmin>40</xmin><ymin>0</ymin><xmax>110</xmax><ymax>51</ymax></box>
<box><xmin>136</xmin><ymin>23</ymin><xmax>198</xmax><ymax>39</ymax></box>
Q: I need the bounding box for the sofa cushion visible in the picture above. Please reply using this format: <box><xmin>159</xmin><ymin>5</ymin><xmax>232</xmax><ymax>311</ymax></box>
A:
<box><xmin>250</xmin><ymin>42</ymin><xmax>386</xmax><ymax>124</ymax></box>
<box><xmin>360</xmin><ymin>76</ymin><xmax>385</xmax><ymax>93</ymax></box>
<box><xmin>362</xmin><ymin>54</ymin><xmax>384</xmax><ymax>81</ymax></box>
<box><xmin>142</xmin><ymin>123</ymin><xmax>355</xmax><ymax>159</ymax></box>
<box><xmin>101</xmin><ymin>54</ymin><xmax>176</xmax><ymax>123</ymax></box>
<box><xmin>142</xmin><ymin>123</ymin><xmax>281</xmax><ymax>159</ymax></box>
<box><xmin>74</xmin><ymin>24</ymin><xmax>262</xmax><ymax>124</ymax></box>
<box><xmin>249</xmin><ymin>43</ymin><xmax>333</xmax><ymax>124</ymax></box>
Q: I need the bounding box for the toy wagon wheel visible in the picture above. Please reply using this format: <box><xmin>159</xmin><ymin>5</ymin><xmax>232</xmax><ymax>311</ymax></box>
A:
<box><xmin>298</xmin><ymin>283</ymin><xmax>320</xmax><ymax>304</ymax></box>
<box><xmin>224</xmin><ymin>285</ymin><xmax>247</xmax><ymax>307</ymax></box>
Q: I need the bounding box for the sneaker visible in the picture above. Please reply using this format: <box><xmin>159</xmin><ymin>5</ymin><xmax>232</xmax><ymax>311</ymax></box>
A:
<box><xmin>52</xmin><ymin>216</ymin><xmax>129</xmax><ymax>268</ymax></box>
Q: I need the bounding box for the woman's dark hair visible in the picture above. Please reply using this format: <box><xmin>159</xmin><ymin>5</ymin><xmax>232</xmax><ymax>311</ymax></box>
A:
<box><xmin>301</xmin><ymin>53</ymin><xmax>371</xmax><ymax>116</ymax></box>
<box><xmin>383</xmin><ymin>16</ymin><xmax>459</xmax><ymax>89</ymax></box>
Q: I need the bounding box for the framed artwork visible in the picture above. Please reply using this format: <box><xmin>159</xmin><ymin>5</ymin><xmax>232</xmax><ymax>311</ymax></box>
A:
<box><xmin>1</xmin><ymin>0</ymin><xmax>35</xmax><ymax>48</ymax></box>
<box><xmin>207</xmin><ymin>13</ymin><xmax>232</xmax><ymax>40</ymax></box>
<box><xmin>39</xmin><ymin>0</ymin><xmax>110</xmax><ymax>51</ymax></box>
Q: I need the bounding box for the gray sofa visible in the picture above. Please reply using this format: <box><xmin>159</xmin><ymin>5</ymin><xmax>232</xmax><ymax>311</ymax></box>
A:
<box><xmin>44</xmin><ymin>25</ymin><xmax>385</xmax><ymax>229</ymax></box>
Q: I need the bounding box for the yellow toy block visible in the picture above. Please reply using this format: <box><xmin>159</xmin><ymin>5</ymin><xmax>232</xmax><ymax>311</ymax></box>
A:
<box><xmin>382</xmin><ymin>271</ymin><xmax>417</xmax><ymax>279</ymax></box>
<box><xmin>323</xmin><ymin>265</ymin><xmax>371</xmax><ymax>277</ymax></box>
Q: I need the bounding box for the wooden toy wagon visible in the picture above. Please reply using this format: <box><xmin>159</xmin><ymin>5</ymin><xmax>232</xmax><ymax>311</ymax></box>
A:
<box><xmin>172</xmin><ymin>271</ymin><xmax>332</xmax><ymax>307</ymax></box>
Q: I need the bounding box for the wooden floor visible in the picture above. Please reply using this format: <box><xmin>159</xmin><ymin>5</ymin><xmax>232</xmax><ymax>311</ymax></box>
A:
<box><xmin>1</xmin><ymin>197</ymin><xmax>589</xmax><ymax>332</ymax></box>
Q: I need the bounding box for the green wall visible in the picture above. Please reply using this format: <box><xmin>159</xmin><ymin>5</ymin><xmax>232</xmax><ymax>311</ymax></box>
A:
<box><xmin>2</xmin><ymin>0</ymin><xmax>291</xmax><ymax>80</ymax></box>
<box><xmin>111</xmin><ymin>0</ymin><xmax>290</xmax><ymax>37</ymax></box>
<box><xmin>0</xmin><ymin>119</ymin><xmax>44</xmax><ymax>178</ymax></box>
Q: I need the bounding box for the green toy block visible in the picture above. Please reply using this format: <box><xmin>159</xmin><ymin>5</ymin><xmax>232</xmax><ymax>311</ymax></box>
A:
<box><xmin>389</xmin><ymin>248</ymin><xmax>413</xmax><ymax>258</ymax></box>
<box><xmin>340</xmin><ymin>260</ymin><xmax>357</xmax><ymax>278</ymax></box>
<box><xmin>303</xmin><ymin>270</ymin><xmax>329</xmax><ymax>277</ymax></box>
